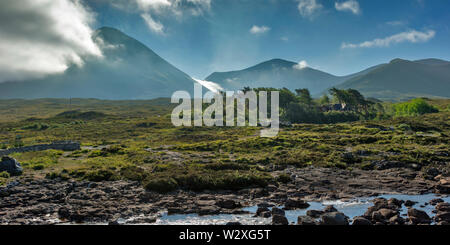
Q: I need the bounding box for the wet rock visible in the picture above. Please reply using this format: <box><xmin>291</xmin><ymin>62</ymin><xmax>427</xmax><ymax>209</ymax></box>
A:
<box><xmin>436</xmin><ymin>221</ymin><xmax>450</xmax><ymax>225</ymax></box>
<box><xmin>388</xmin><ymin>215</ymin><xmax>405</xmax><ymax>225</ymax></box>
<box><xmin>352</xmin><ymin>216</ymin><xmax>372</xmax><ymax>225</ymax></box>
<box><xmin>0</xmin><ymin>156</ymin><xmax>23</xmax><ymax>175</ymax></box>
<box><xmin>108</xmin><ymin>220</ymin><xmax>121</xmax><ymax>225</ymax></box>
<box><xmin>271</xmin><ymin>207</ymin><xmax>285</xmax><ymax>216</ymax></box>
<box><xmin>425</xmin><ymin>168</ymin><xmax>440</xmax><ymax>179</ymax></box>
<box><xmin>306</xmin><ymin>210</ymin><xmax>324</xmax><ymax>218</ymax></box>
<box><xmin>297</xmin><ymin>216</ymin><xmax>317</xmax><ymax>225</ymax></box>
<box><xmin>125</xmin><ymin>216</ymin><xmax>157</xmax><ymax>224</ymax></box>
<box><xmin>378</xmin><ymin>208</ymin><xmax>398</xmax><ymax>220</ymax></box>
<box><xmin>407</xmin><ymin>208</ymin><xmax>431</xmax><ymax>224</ymax></box>
<box><xmin>216</xmin><ymin>199</ymin><xmax>240</xmax><ymax>209</ymax></box>
<box><xmin>284</xmin><ymin>198</ymin><xmax>310</xmax><ymax>210</ymax></box>
<box><xmin>323</xmin><ymin>205</ymin><xmax>338</xmax><ymax>213</ymax></box>
<box><xmin>404</xmin><ymin>200</ymin><xmax>418</xmax><ymax>207</ymax></box>
<box><xmin>434</xmin><ymin>212</ymin><xmax>450</xmax><ymax>223</ymax></box>
<box><xmin>272</xmin><ymin>215</ymin><xmax>289</xmax><ymax>225</ymax></box>
<box><xmin>256</xmin><ymin>207</ymin><xmax>270</xmax><ymax>217</ymax></box>
<box><xmin>226</xmin><ymin>222</ymin><xmax>242</xmax><ymax>225</ymax></box>
<box><xmin>387</xmin><ymin>198</ymin><xmax>403</xmax><ymax>208</ymax></box>
<box><xmin>198</xmin><ymin>206</ymin><xmax>220</xmax><ymax>216</ymax></box>
<box><xmin>320</xmin><ymin>212</ymin><xmax>349</xmax><ymax>226</ymax></box>
<box><xmin>429</xmin><ymin>198</ymin><xmax>444</xmax><ymax>206</ymax></box>
<box><xmin>435</xmin><ymin>178</ymin><xmax>450</xmax><ymax>194</ymax></box>
<box><xmin>435</xmin><ymin>202</ymin><xmax>450</xmax><ymax>212</ymax></box>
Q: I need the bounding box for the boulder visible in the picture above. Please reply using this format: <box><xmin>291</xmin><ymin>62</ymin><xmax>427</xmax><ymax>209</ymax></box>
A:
<box><xmin>284</xmin><ymin>198</ymin><xmax>310</xmax><ymax>210</ymax></box>
<box><xmin>297</xmin><ymin>216</ymin><xmax>317</xmax><ymax>225</ymax></box>
<box><xmin>306</xmin><ymin>209</ymin><xmax>324</xmax><ymax>218</ymax></box>
<box><xmin>435</xmin><ymin>202</ymin><xmax>450</xmax><ymax>212</ymax></box>
<box><xmin>435</xmin><ymin>178</ymin><xmax>450</xmax><ymax>194</ymax></box>
<box><xmin>256</xmin><ymin>207</ymin><xmax>270</xmax><ymax>216</ymax></box>
<box><xmin>407</xmin><ymin>208</ymin><xmax>431</xmax><ymax>224</ymax></box>
<box><xmin>378</xmin><ymin>208</ymin><xmax>398</xmax><ymax>220</ymax></box>
<box><xmin>320</xmin><ymin>212</ymin><xmax>349</xmax><ymax>225</ymax></box>
<box><xmin>404</xmin><ymin>200</ymin><xmax>417</xmax><ymax>207</ymax></box>
<box><xmin>429</xmin><ymin>198</ymin><xmax>444</xmax><ymax>206</ymax></box>
<box><xmin>216</xmin><ymin>199</ymin><xmax>240</xmax><ymax>209</ymax></box>
<box><xmin>323</xmin><ymin>205</ymin><xmax>338</xmax><ymax>213</ymax></box>
<box><xmin>272</xmin><ymin>214</ymin><xmax>289</xmax><ymax>225</ymax></box>
<box><xmin>387</xmin><ymin>198</ymin><xmax>403</xmax><ymax>208</ymax></box>
<box><xmin>0</xmin><ymin>157</ymin><xmax>23</xmax><ymax>176</ymax></box>
<box><xmin>388</xmin><ymin>215</ymin><xmax>405</xmax><ymax>225</ymax></box>
<box><xmin>352</xmin><ymin>216</ymin><xmax>372</xmax><ymax>225</ymax></box>
<box><xmin>434</xmin><ymin>212</ymin><xmax>450</xmax><ymax>223</ymax></box>
<box><xmin>271</xmin><ymin>207</ymin><xmax>285</xmax><ymax>216</ymax></box>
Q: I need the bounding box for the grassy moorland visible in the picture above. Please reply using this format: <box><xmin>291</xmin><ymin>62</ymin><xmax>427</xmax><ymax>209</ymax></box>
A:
<box><xmin>0</xmin><ymin>96</ymin><xmax>449</xmax><ymax>192</ymax></box>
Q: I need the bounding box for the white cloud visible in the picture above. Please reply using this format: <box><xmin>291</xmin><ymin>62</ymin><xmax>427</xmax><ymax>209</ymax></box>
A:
<box><xmin>335</xmin><ymin>0</ymin><xmax>361</xmax><ymax>15</ymax></box>
<box><xmin>107</xmin><ymin>0</ymin><xmax>212</xmax><ymax>34</ymax></box>
<box><xmin>250</xmin><ymin>25</ymin><xmax>271</xmax><ymax>35</ymax></box>
<box><xmin>141</xmin><ymin>13</ymin><xmax>165</xmax><ymax>34</ymax></box>
<box><xmin>341</xmin><ymin>30</ymin><xmax>436</xmax><ymax>49</ymax></box>
<box><xmin>296</xmin><ymin>0</ymin><xmax>323</xmax><ymax>18</ymax></box>
<box><xmin>0</xmin><ymin>0</ymin><xmax>102</xmax><ymax>82</ymax></box>
<box><xmin>293</xmin><ymin>60</ymin><xmax>309</xmax><ymax>70</ymax></box>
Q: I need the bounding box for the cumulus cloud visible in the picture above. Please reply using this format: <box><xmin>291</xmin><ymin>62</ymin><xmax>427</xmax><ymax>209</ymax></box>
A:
<box><xmin>335</xmin><ymin>0</ymin><xmax>361</xmax><ymax>15</ymax></box>
<box><xmin>141</xmin><ymin>13</ymin><xmax>165</xmax><ymax>34</ymax></box>
<box><xmin>250</xmin><ymin>25</ymin><xmax>271</xmax><ymax>35</ymax></box>
<box><xmin>341</xmin><ymin>30</ymin><xmax>436</xmax><ymax>49</ymax></box>
<box><xmin>293</xmin><ymin>60</ymin><xmax>309</xmax><ymax>70</ymax></box>
<box><xmin>296</xmin><ymin>0</ymin><xmax>323</xmax><ymax>18</ymax></box>
<box><xmin>0</xmin><ymin>0</ymin><xmax>101</xmax><ymax>82</ymax></box>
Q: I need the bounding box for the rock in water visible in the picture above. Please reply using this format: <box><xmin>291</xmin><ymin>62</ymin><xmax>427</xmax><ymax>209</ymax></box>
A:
<box><xmin>352</xmin><ymin>216</ymin><xmax>372</xmax><ymax>226</ymax></box>
<box><xmin>284</xmin><ymin>198</ymin><xmax>310</xmax><ymax>210</ymax></box>
<box><xmin>0</xmin><ymin>156</ymin><xmax>23</xmax><ymax>175</ymax></box>
<box><xmin>272</xmin><ymin>214</ymin><xmax>289</xmax><ymax>225</ymax></box>
<box><xmin>320</xmin><ymin>212</ymin><xmax>349</xmax><ymax>225</ymax></box>
<box><xmin>407</xmin><ymin>208</ymin><xmax>431</xmax><ymax>224</ymax></box>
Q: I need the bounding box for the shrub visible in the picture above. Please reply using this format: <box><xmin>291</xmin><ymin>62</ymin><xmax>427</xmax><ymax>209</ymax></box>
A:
<box><xmin>393</xmin><ymin>98</ymin><xmax>439</xmax><ymax>117</ymax></box>
<box><xmin>144</xmin><ymin>178</ymin><xmax>178</xmax><ymax>193</ymax></box>
<box><xmin>0</xmin><ymin>171</ymin><xmax>10</xmax><ymax>178</ymax></box>
<box><xmin>276</xmin><ymin>173</ymin><xmax>292</xmax><ymax>183</ymax></box>
<box><xmin>84</xmin><ymin>169</ymin><xmax>117</xmax><ymax>182</ymax></box>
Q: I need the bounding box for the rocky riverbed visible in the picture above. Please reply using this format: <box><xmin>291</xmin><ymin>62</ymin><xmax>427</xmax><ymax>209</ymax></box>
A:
<box><xmin>0</xmin><ymin>166</ymin><xmax>449</xmax><ymax>225</ymax></box>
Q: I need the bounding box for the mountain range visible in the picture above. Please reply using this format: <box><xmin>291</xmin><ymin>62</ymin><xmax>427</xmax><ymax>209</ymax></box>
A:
<box><xmin>0</xmin><ymin>27</ymin><xmax>195</xmax><ymax>100</ymax></box>
<box><xmin>0</xmin><ymin>27</ymin><xmax>448</xmax><ymax>101</ymax></box>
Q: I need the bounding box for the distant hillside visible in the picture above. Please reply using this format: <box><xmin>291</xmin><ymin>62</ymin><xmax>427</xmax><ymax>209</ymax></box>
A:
<box><xmin>0</xmin><ymin>27</ymin><xmax>195</xmax><ymax>100</ymax></box>
<box><xmin>333</xmin><ymin>58</ymin><xmax>450</xmax><ymax>101</ymax></box>
<box><xmin>205</xmin><ymin>59</ymin><xmax>346</xmax><ymax>95</ymax></box>
<box><xmin>205</xmin><ymin>59</ymin><xmax>384</xmax><ymax>95</ymax></box>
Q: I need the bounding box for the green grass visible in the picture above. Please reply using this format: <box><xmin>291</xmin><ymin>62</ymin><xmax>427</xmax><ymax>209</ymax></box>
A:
<box><xmin>0</xmin><ymin>98</ymin><xmax>449</xmax><ymax>191</ymax></box>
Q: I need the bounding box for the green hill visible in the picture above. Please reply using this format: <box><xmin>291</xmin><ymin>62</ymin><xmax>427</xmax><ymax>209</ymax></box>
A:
<box><xmin>334</xmin><ymin>58</ymin><xmax>450</xmax><ymax>101</ymax></box>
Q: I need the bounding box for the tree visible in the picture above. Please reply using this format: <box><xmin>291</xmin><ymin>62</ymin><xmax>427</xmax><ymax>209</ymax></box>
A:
<box><xmin>319</xmin><ymin>94</ymin><xmax>330</xmax><ymax>105</ymax></box>
<box><xmin>295</xmin><ymin>88</ymin><xmax>313</xmax><ymax>105</ymax></box>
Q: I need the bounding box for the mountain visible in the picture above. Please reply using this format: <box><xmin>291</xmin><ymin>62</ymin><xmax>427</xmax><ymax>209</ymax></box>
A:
<box><xmin>205</xmin><ymin>59</ymin><xmax>382</xmax><ymax>95</ymax></box>
<box><xmin>205</xmin><ymin>59</ymin><xmax>345</xmax><ymax>95</ymax></box>
<box><xmin>333</xmin><ymin>58</ymin><xmax>450</xmax><ymax>101</ymax></box>
<box><xmin>0</xmin><ymin>27</ymin><xmax>195</xmax><ymax>100</ymax></box>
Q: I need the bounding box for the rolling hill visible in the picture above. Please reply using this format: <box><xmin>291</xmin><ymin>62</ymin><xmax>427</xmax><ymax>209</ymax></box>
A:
<box><xmin>334</xmin><ymin>58</ymin><xmax>450</xmax><ymax>101</ymax></box>
<box><xmin>205</xmin><ymin>59</ymin><xmax>380</xmax><ymax>95</ymax></box>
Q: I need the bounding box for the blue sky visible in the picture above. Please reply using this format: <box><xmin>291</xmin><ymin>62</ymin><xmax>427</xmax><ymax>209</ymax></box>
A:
<box><xmin>1</xmin><ymin>0</ymin><xmax>448</xmax><ymax>82</ymax></box>
<box><xmin>85</xmin><ymin>0</ymin><xmax>450</xmax><ymax>79</ymax></box>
